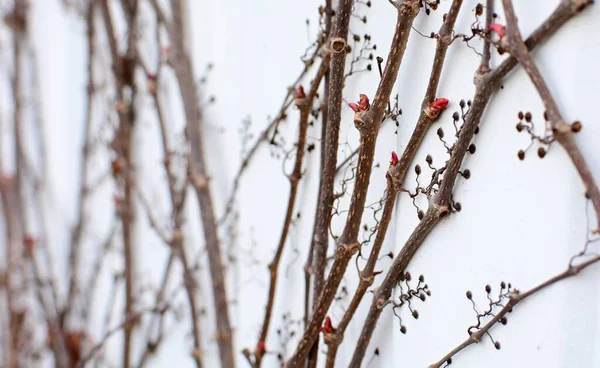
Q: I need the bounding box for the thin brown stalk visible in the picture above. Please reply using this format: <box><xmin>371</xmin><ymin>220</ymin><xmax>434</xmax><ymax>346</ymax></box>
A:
<box><xmin>349</xmin><ymin>1</ymin><xmax>592</xmax><ymax>365</ymax></box>
<box><xmin>158</xmin><ymin>0</ymin><xmax>236</xmax><ymax>365</ymax></box>
<box><xmin>324</xmin><ymin>5</ymin><xmax>464</xmax><ymax>364</ymax></box>
<box><xmin>306</xmin><ymin>1</ymin><xmax>333</xmax><ymax>367</ymax></box>
<box><xmin>245</xmin><ymin>54</ymin><xmax>329</xmax><ymax>368</ymax></box>
<box><xmin>65</xmin><ymin>0</ymin><xmax>96</xmax><ymax>324</ymax></box>
<box><xmin>287</xmin><ymin>2</ymin><xmax>421</xmax><ymax>366</ymax></box>
<box><xmin>429</xmin><ymin>254</ymin><xmax>600</xmax><ymax>368</ymax></box>
<box><xmin>99</xmin><ymin>1</ymin><xmax>140</xmax><ymax>366</ymax></box>
<box><xmin>501</xmin><ymin>0</ymin><xmax>600</xmax><ymax>231</ymax></box>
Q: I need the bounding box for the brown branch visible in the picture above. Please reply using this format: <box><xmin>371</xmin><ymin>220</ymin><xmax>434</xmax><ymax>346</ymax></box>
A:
<box><xmin>247</xmin><ymin>56</ymin><xmax>330</xmax><ymax>368</ymax></box>
<box><xmin>287</xmin><ymin>2</ymin><xmax>421</xmax><ymax>366</ymax></box>
<box><xmin>429</xmin><ymin>253</ymin><xmax>600</xmax><ymax>368</ymax></box>
<box><xmin>158</xmin><ymin>0</ymin><xmax>236</xmax><ymax>366</ymax></box>
<box><xmin>99</xmin><ymin>1</ymin><xmax>140</xmax><ymax>366</ymax></box>
<box><xmin>77</xmin><ymin>306</ymin><xmax>169</xmax><ymax>368</ymax></box>
<box><xmin>324</xmin><ymin>2</ymin><xmax>464</xmax><ymax>365</ymax></box>
<box><xmin>65</xmin><ymin>1</ymin><xmax>97</xmax><ymax>321</ymax></box>
<box><xmin>306</xmin><ymin>1</ymin><xmax>333</xmax><ymax>367</ymax></box>
<box><xmin>348</xmin><ymin>1</ymin><xmax>593</xmax><ymax>365</ymax></box>
<box><xmin>500</xmin><ymin>0</ymin><xmax>600</xmax><ymax>231</ymax></box>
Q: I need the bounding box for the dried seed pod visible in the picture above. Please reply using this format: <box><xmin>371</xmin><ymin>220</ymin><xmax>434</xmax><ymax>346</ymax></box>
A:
<box><xmin>537</xmin><ymin>147</ymin><xmax>546</xmax><ymax>158</ymax></box>
<box><xmin>516</xmin><ymin>122</ymin><xmax>523</xmax><ymax>132</ymax></box>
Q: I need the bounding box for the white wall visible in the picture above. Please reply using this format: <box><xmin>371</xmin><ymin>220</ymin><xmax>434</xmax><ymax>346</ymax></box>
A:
<box><xmin>13</xmin><ymin>0</ymin><xmax>600</xmax><ymax>367</ymax></box>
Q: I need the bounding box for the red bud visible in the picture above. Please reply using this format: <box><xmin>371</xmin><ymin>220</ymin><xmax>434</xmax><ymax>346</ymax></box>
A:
<box><xmin>359</xmin><ymin>94</ymin><xmax>370</xmax><ymax>111</ymax></box>
<box><xmin>348</xmin><ymin>102</ymin><xmax>360</xmax><ymax>112</ymax></box>
<box><xmin>390</xmin><ymin>151</ymin><xmax>399</xmax><ymax>166</ymax></box>
<box><xmin>489</xmin><ymin>23</ymin><xmax>506</xmax><ymax>39</ymax></box>
<box><xmin>257</xmin><ymin>340</ymin><xmax>266</xmax><ymax>352</ymax></box>
<box><xmin>296</xmin><ymin>85</ymin><xmax>306</xmax><ymax>99</ymax></box>
<box><xmin>431</xmin><ymin>98</ymin><xmax>449</xmax><ymax>111</ymax></box>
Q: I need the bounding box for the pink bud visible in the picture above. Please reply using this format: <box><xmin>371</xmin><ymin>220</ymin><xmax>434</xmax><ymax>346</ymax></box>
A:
<box><xmin>257</xmin><ymin>340</ymin><xmax>266</xmax><ymax>352</ymax></box>
<box><xmin>430</xmin><ymin>98</ymin><xmax>449</xmax><ymax>111</ymax></box>
<box><xmin>359</xmin><ymin>94</ymin><xmax>370</xmax><ymax>111</ymax></box>
<box><xmin>348</xmin><ymin>102</ymin><xmax>360</xmax><ymax>112</ymax></box>
<box><xmin>489</xmin><ymin>23</ymin><xmax>506</xmax><ymax>39</ymax></box>
<box><xmin>390</xmin><ymin>151</ymin><xmax>399</xmax><ymax>166</ymax></box>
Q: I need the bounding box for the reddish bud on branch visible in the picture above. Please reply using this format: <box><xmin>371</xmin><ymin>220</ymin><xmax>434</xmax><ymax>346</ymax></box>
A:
<box><xmin>348</xmin><ymin>94</ymin><xmax>371</xmax><ymax>113</ymax></box>
<box><xmin>489</xmin><ymin>23</ymin><xmax>506</xmax><ymax>39</ymax></box>
<box><xmin>425</xmin><ymin>98</ymin><xmax>450</xmax><ymax>120</ymax></box>
<box><xmin>390</xmin><ymin>151</ymin><xmax>399</xmax><ymax>166</ymax></box>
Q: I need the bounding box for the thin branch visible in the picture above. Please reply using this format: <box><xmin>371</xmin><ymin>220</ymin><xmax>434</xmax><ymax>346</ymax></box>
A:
<box><xmin>429</xmin><ymin>254</ymin><xmax>600</xmax><ymax>368</ymax></box>
<box><xmin>248</xmin><ymin>56</ymin><xmax>330</xmax><ymax>368</ymax></box>
<box><xmin>286</xmin><ymin>2</ymin><xmax>422</xmax><ymax>366</ymax></box>
<box><xmin>159</xmin><ymin>0</ymin><xmax>236</xmax><ymax>365</ymax></box>
<box><xmin>501</xmin><ymin>0</ymin><xmax>600</xmax><ymax>231</ymax></box>
<box><xmin>306</xmin><ymin>1</ymin><xmax>333</xmax><ymax>366</ymax></box>
<box><xmin>348</xmin><ymin>1</ymin><xmax>593</xmax><ymax>365</ymax></box>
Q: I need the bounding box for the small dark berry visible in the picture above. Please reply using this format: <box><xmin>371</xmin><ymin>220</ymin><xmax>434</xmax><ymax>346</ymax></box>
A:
<box><xmin>468</xmin><ymin>144</ymin><xmax>476</xmax><ymax>154</ymax></box>
<box><xmin>495</xmin><ymin>341</ymin><xmax>501</xmax><ymax>350</ymax></box>
<box><xmin>462</xmin><ymin>169</ymin><xmax>471</xmax><ymax>179</ymax></box>
<box><xmin>500</xmin><ymin>317</ymin><xmax>507</xmax><ymax>325</ymax></box>
<box><xmin>500</xmin><ymin>281</ymin><xmax>506</xmax><ymax>289</ymax></box>
<box><xmin>525</xmin><ymin>112</ymin><xmax>532</xmax><ymax>122</ymax></box>
<box><xmin>571</xmin><ymin>121</ymin><xmax>582</xmax><ymax>132</ymax></box>
<box><xmin>426</xmin><ymin>154</ymin><xmax>433</xmax><ymax>165</ymax></box>
<box><xmin>430</xmin><ymin>32</ymin><xmax>435</xmax><ymax>38</ymax></box>
<box><xmin>475</xmin><ymin>3</ymin><xmax>483</xmax><ymax>16</ymax></box>
<box><xmin>400</xmin><ymin>325</ymin><xmax>407</xmax><ymax>334</ymax></box>
<box><xmin>405</xmin><ymin>272</ymin><xmax>412</xmax><ymax>281</ymax></box>
<box><xmin>452</xmin><ymin>111</ymin><xmax>459</xmax><ymax>121</ymax></box>
<box><xmin>412</xmin><ymin>310</ymin><xmax>419</xmax><ymax>319</ymax></box>
<box><xmin>537</xmin><ymin>147</ymin><xmax>546</xmax><ymax>158</ymax></box>
<box><xmin>466</xmin><ymin>290</ymin><xmax>473</xmax><ymax>299</ymax></box>
<box><xmin>415</xmin><ymin>164</ymin><xmax>422</xmax><ymax>175</ymax></box>
<box><xmin>419</xmin><ymin>275</ymin><xmax>425</xmax><ymax>282</ymax></box>
<box><xmin>516</xmin><ymin>123</ymin><xmax>523</xmax><ymax>132</ymax></box>
<box><xmin>454</xmin><ymin>202</ymin><xmax>462</xmax><ymax>212</ymax></box>
<box><xmin>459</xmin><ymin>99</ymin><xmax>466</xmax><ymax>108</ymax></box>
<box><xmin>419</xmin><ymin>294</ymin><xmax>426</xmax><ymax>301</ymax></box>
<box><xmin>518</xmin><ymin>111</ymin><xmax>524</xmax><ymax>120</ymax></box>
<box><xmin>418</xmin><ymin>210</ymin><xmax>424</xmax><ymax>220</ymax></box>
<box><xmin>518</xmin><ymin>150</ymin><xmax>525</xmax><ymax>160</ymax></box>
<box><xmin>437</xmin><ymin>127</ymin><xmax>444</xmax><ymax>138</ymax></box>
<box><xmin>353</xmin><ymin>34</ymin><xmax>360</xmax><ymax>42</ymax></box>
<box><xmin>485</xmin><ymin>284</ymin><xmax>491</xmax><ymax>293</ymax></box>
<box><xmin>474</xmin><ymin>126</ymin><xmax>480</xmax><ymax>134</ymax></box>
<box><xmin>544</xmin><ymin>110</ymin><xmax>549</xmax><ymax>121</ymax></box>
